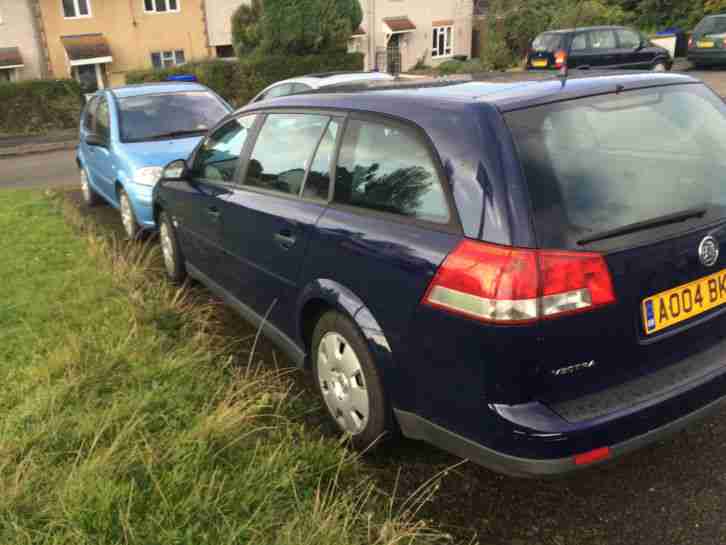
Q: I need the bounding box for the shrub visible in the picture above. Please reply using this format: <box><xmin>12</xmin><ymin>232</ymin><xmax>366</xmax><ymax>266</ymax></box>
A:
<box><xmin>0</xmin><ymin>79</ymin><xmax>81</xmax><ymax>135</ymax></box>
<box><xmin>126</xmin><ymin>53</ymin><xmax>364</xmax><ymax>107</ymax></box>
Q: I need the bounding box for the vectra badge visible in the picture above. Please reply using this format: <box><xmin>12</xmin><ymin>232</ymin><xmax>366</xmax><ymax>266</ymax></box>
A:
<box><xmin>552</xmin><ymin>360</ymin><xmax>596</xmax><ymax>376</ymax></box>
<box><xmin>699</xmin><ymin>236</ymin><xmax>719</xmax><ymax>268</ymax></box>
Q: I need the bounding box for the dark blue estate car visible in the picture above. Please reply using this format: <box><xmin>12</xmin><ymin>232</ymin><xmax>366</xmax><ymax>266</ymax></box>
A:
<box><xmin>153</xmin><ymin>73</ymin><xmax>726</xmax><ymax>476</ymax></box>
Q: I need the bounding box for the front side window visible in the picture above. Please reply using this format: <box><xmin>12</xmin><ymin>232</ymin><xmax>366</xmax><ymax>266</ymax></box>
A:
<box><xmin>96</xmin><ymin>98</ymin><xmax>110</xmax><ymax>141</ymax></box>
<box><xmin>334</xmin><ymin>119</ymin><xmax>450</xmax><ymax>223</ymax></box>
<box><xmin>144</xmin><ymin>0</ymin><xmax>179</xmax><ymax>13</ymax></box>
<box><xmin>616</xmin><ymin>29</ymin><xmax>641</xmax><ymax>49</ymax></box>
<box><xmin>191</xmin><ymin>116</ymin><xmax>256</xmax><ymax>183</ymax></box>
<box><xmin>118</xmin><ymin>91</ymin><xmax>229</xmax><ymax>142</ymax></box>
<box><xmin>589</xmin><ymin>30</ymin><xmax>616</xmax><ymax>50</ymax></box>
<box><xmin>84</xmin><ymin>97</ymin><xmax>99</xmax><ymax>132</ymax></box>
<box><xmin>432</xmin><ymin>25</ymin><xmax>454</xmax><ymax>58</ymax></box>
<box><xmin>260</xmin><ymin>84</ymin><xmax>294</xmax><ymax>101</ymax></box>
<box><xmin>151</xmin><ymin>50</ymin><xmax>185</xmax><ymax>68</ymax></box>
<box><xmin>506</xmin><ymin>85</ymin><xmax>726</xmax><ymax>249</ymax></box>
<box><xmin>63</xmin><ymin>0</ymin><xmax>90</xmax><ymax>18</ymax></box>
<box><xmin>244</xmin><ymin>114</ymin><xmax>329</xmax><ymax>196</ymax></box>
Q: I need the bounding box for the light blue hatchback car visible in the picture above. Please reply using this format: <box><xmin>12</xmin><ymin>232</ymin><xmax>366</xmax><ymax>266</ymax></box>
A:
<box><xmin>77</xmin><ymin>82</ymin><xmax>232</xmax><ymax>238</ymax></box>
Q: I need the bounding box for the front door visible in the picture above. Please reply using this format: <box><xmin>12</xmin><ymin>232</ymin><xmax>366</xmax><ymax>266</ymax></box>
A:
<box><xmin>217</xmin><ymin>112</ymin><xmax>341</xmax><ymax>331</ymax></box>
<box><xmin>85</xmin><ymin>96</ymin><xmax>116</xmax><ymax>201</ymax></box>
<box><xmin>387</xmin><ymin>35</ymin><xmax>402</xmax><ymax>75</ymax></box>
<box><xmin>173</xmin><ymin>115</ymin><xmax>257</xmax><ymax>276</ymax></box>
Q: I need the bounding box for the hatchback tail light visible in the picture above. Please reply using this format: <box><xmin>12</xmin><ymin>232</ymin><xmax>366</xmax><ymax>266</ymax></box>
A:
<box><xmin>422</xmin><ymin>240</ymin><xmax>616</xmax><ymax>324</ymax></box>
<box><xmin>554</xmin><ymin>49</ymin><xmax>568</xmax><ymax>68</ymax></box>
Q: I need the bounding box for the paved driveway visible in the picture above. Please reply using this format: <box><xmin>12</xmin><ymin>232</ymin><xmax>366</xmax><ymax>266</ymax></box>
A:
<box><xmin>0</xmin><ymin>149</ymin><xmax>78</xmax><ymax>190</ymax></box>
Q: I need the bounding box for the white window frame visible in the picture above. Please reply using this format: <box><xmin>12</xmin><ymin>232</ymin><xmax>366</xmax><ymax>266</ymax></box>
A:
<box><xmin>62</xmin><ymin>0</ymin><xmax>92</xmax><ymax>19</ymax></box>
<box><xmin>144</xmin><ymin>0</ymin><xmax>181</xmax><ymax>14</ymax></box>
<box><xmin>431</xmin><ymin>25</ymin><xmax>454</xmax><ymax>59</ymax></box>
<box><xmin>0</xmin><ymin>68</ymin><xmax>17</xmax><ymax>82</ymax></box>
<box><xmin>151</xmin><ymin>50</ymin><xmax>186</xmax><ymax>68</ymax></box>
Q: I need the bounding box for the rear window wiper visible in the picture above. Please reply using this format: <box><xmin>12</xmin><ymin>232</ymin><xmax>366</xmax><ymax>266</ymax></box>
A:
<box><xmin>577</xmin><ymin>206</ymin><xmax>708</xmax><ymax>246</ymax></box>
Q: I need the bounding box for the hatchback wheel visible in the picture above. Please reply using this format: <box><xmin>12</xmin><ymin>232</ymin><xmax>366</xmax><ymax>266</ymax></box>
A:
<box><xmin>119</xmin><ymin>189</ymin><xmax>141</xmax><ymax>240</ymax></box>
<box><xmin>312</xmin><ymin>311</ymin><xmax>394</xmax><ymax>450</ymax></box>
<box><xmin>652</xmin><ymin>61</ymin><xmax>668</xmax><ymax>72</ymax></box>
<box><xmin>159</xmin><ymin>211</ymin><xmax>186</xmax><ymax>283</ymax></box>
<box><xmin>80</xmin><ymin>168</ymin><xmax>100</xmax><ymax>207</ymax></box>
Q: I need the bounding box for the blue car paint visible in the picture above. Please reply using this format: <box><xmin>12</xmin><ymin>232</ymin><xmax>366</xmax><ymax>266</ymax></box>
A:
<box><xmin>155</xmin><ymin>73</ymin><xmax>726</xmax><ymax>476</ymax></box>
<box><xmin>77</xmin><ymin>83</ymin><xmax>231</xmax><ymax>230</ymax></box>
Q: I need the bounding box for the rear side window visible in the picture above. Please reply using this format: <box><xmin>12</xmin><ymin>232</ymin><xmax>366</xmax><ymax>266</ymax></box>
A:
<box><xmin>260</xmin><ymin>84</ymin><xmax>294</xmax><ymax>101</ymax></box>
<box><xmin>506</xmin><ymin>85</ymin><xmax>726</xmax><ymax>249</ymax></box>
<box><xmin>695</xmin><ymin>16</ymin><xmax>726</xmax><ymax>35</ymax></box>
<box><xmin>334</xmin><ymin>119</ymin><xmax>449</xmax><ymax>223</ymax></box>
<box><xmin>244</xmin><ymin>114</ymin><xmax>329</xmax><ymax>196</ymax></box>
<box><xmin>571</xmin><ymin>33</ymin><xmax>587</xmax><ymax>51</ymax></box>
<box><xmin>191</xmin><ymin>115</ymin><xmax>256</xmax><ymax>183</ymax></box>
<box><xmin>532</xmin><ymin>33</ymin><xmax>562</xmax><ymax>52</ymax></box>
<box><xmin>302</xmin><ymin>119</ymin><xmax>340</xmax><ymax>201</ymax></box>
<box><xmin>96</xmin><ymin>98</ymin><xmax>110</xmax><ymax>141</ymax></box>
<box><xmin>616</xmin><ymin>29</ymin><xmax>641</xmax><ymax>49</ymax></box>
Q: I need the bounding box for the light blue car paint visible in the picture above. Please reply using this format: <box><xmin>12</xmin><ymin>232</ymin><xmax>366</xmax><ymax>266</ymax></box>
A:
<box><xmin>77</xmin><ymin>82</ymin><xmax>231</xmax><ymax>231</ymax></box>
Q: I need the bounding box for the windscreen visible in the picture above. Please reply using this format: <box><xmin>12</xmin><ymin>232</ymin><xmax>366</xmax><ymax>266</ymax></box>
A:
<box><xmin>118</xmin><ymin>92</ymin><xmax>229</xmax><ymax>142</ymax></box>
<box><xmin>694</xmin><ymin>16</ymin><xmax>726</xmax><ymax>35</ymax></box>
<box><xmin>531</xmin><ymin>33</ymin><xmax>563</xmax><ymax>52</ymax></box>
<box><xmin>505</xmin><ymin>84</ymin><xmax>726</xmax><ymax>249</ymax></box>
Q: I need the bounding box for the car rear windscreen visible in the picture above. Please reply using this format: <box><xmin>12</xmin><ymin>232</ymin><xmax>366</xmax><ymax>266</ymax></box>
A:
<box><xmin>695</xmin><ymin>16</ymin><xmax>726</xmax><ymax>35</ymax></box>
<box><xmin>118</xmin><ymin>92</ymin><xmax>229</xmax><ymax>142</ymax></box>
<box><xmin>505</xmin><ymin>84</ymin><xmax>726</xmax><ymax>249</ymax></box>
<box><xmin>531</xmin><ymin>33</ymin><xmax>563</xmax><ymax>52</ymax></box>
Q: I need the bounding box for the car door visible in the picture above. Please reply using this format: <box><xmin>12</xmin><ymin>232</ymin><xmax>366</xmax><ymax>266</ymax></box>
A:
<box><xmin>614</xmin><ymin>28</ymin><xmax>653</xmax><ymax>68</ymax></box>
<box><xmin>585</xmin><ymin>29</ymin><xmax>619</xmax><ymax>68</ymax></box>
<box><xmin>566</xmin><ymin>31</ymin><xmax>590</xmax><ymax>69</ymax></box>
<box><xmin>215</xmin><ymin>112</ymin><xmax>341</xmax><ymax>332</ymax></box>
<box><xmin>85</xmin><ymin>95</ymin><xmax>116</xmax><ymax>201</ymax></box>
<box><xmin>169</xmin><ymin>115</ymin><xmax>258</xmax><ymax>277</ymax></box>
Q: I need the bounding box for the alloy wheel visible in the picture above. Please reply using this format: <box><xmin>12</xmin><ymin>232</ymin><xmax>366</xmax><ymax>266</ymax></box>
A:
<box><xmin>316</xmin><ymin>332</ymin><xmax>370</xmax><ymax>434</ymax></box>
<box><xmin>120</xmin><ymin>193</ymin><xmax>135</xmax><ymax>238</ymax></box>
<box><xmin>160</xmin><ymin>220</ymin><xmax>176</xmax><ymax>277</ymax></box>
<box><xmin>80</xmin><ymin>170</ymin><xmax>91</xmax><ymax>203</ymax></box>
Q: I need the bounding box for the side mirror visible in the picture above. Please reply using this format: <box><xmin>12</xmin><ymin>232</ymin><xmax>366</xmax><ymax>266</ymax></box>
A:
<box><xmin>161</xmin><ymin>159</ymin><xmax>187</xmax><ymax>181</ymax></box>
<box><xmin>85</xmin><ymin>133</ymin><xmax>106</xmax><ymax>148</ymax></box>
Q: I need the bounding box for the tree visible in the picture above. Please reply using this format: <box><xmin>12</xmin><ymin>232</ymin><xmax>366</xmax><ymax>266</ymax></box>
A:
<box><xmin>231</xmin><ymin>0</ymin><xmax>263</xmax><ymax>56</ymax></box>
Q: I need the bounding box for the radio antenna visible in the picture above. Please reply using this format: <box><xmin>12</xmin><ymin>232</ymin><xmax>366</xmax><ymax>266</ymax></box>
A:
<box><xmin>558</xmin><ymin>0</ymin><xmax>587</xmax><ymax>84</ymax></box>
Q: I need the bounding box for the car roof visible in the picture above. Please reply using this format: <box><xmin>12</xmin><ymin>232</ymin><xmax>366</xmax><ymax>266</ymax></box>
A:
<box><xmin>240</xmin><ymin>72</ymin><xmax>701</xmax><ymax>117</ymax></box>
<box><xmin>109</xmin><ymin>81</ymin><xmax>210</xmax><ymax>98</ymax></box>
<box><xmin>542</xmin><ymin>26</ymin><xmax>628</xmax><ymax>34</ymax></box>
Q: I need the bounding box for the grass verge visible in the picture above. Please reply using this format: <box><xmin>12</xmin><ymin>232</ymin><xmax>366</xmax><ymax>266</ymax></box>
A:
<box><xmin>0</xmin><ymin>189</ymin><xmax>453</xmax><ymax>545</ymax></box>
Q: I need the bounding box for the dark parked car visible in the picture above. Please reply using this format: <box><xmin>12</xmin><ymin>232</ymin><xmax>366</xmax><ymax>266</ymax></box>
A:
<box><xmin>527</xmin><ymin>26</ymin><xmax>672</xmax><ymax>72</ymax></box>
<box><xmin>153</xmin><ymin>73</ymin><xmax>726</xmax><ymax>476</ymax></box>
<box><xmin>689</xmin><ymin>14</ymin><xmax>726</xmax><ymax>67</ymax></box>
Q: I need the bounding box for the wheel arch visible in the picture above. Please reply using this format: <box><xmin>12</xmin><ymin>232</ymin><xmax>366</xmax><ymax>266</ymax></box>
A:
<box><xmin>296</xmin><ymin>279</ymin><xmax>395</xmax><ymax>375</ymax></box>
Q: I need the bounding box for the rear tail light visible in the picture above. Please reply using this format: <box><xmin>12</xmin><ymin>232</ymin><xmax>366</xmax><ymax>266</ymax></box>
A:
<box><xmin>554</xmin><ymin>49</ymin><xmax>568</xmax><ymax>68</ymax></box>
<box><xmin>688</xmin><ymin>37</ymin><xmax>694</xmax><ymax>48</ymax></box>
<box><xmin>422</xmin><ymin>240</ymin><xmax>616</xmax><ymax>324</ymax></box>
<box><xmin>574</xmin><ymin>447</ymin><xmax>611</xmax><ymax>466</ymax></box>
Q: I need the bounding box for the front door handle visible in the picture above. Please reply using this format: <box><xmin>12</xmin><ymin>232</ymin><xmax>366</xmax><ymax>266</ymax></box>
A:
<box><xmin>206</xmin><ymin>206</ymin><xmax>221</xmax><ymax>221</ymax></box>
<box><xmin>274</xmin><ymin>230</ymin><xmax>297</xmax><ymax>249</ymax></box>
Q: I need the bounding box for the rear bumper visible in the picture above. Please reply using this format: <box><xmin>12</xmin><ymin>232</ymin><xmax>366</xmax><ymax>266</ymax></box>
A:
<box><xmin>396</xmin><ymin>390</ymin><xmax>726</xmax><ymax>476</ymax></box>
<box><xmin>398</xmin><ymin>330</ymin><xmax>726</xmax><ymax>477</ymax></box>
<box><xmin>688</xmin><ymin>49</ymin><xmax>726</xmax><ymax>64</ymax></box>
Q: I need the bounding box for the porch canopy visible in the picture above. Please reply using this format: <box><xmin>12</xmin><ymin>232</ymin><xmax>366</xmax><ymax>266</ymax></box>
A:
<box><xmin>382</xmin><ymin>17</ymin><xmax>416</xmax><ymax>35</ymax></box>
<box><xmin>61</xmin><ymin>33</ymin><xmax>112</xmax><ymax>67</ymax></box>
<box><xmin>0</xmin><ymin>47</ymin><xmax>24</xmax><ymax>70</ymax></box>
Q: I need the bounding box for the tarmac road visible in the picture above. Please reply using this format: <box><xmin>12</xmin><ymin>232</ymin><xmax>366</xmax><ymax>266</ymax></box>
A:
<box><xmin>0</xmin><ymin>149</ymin><xmax>78</xmax><ymax>190</ymax></box>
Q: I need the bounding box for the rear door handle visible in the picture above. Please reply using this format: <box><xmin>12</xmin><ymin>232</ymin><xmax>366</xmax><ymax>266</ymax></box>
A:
<box><xmin>274</xmin><ymin>230</ymin><xmax>297</xmax><ymax>249</ymax></box>
<box><xmin>206</xmin><ymin>206</ymin><xmax>221</xmax><ymax>221</ymax></box>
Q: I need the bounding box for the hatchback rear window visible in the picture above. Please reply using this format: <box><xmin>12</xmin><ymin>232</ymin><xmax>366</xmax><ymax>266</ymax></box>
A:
<box><xmin>506</xmin><ymin>85</ymin><xmax>726</xmax><ymax>249</ymax></box>
<box><xmin>695</xmin><ymin>16</ymin><xmax>726</xmax><ymax>35</ymax></box>
<box><xmin>532</xmin><ymin>33</ymin><xmax>563</xmax><ymax>52</ymax></box>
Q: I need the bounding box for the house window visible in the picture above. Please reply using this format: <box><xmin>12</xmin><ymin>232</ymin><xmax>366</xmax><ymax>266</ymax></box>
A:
<box><xmin>144</xmin><ymin>0</ymin><xmax>179</xmax><ymax>13</ymax></box>
<box><xmin>0</xmin><ymin>70</ymin><xmax>13</xmax><ymax>83</ymax></box>
<box><xmin>151</xmin><ymin>50</ymin><xmax>185</xmax><ymax>68</ymax></box>
<box><xmin>432</xmin><ymin>25</ymin><xmax>453</xmax><ymax>58</ymax></box>
<box><xmin>215</xmin><ymin>45</ymin><xmax>235</xmax><ymax>58</ymax></box>
<box><xmin>62</xmin><ymin>0</ymin><xmax>91</xmax><ymax>18</ymax></box>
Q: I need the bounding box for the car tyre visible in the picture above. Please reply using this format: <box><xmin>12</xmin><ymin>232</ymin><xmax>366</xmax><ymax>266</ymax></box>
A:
<box><xmin>159</xmin><ymin>211</ymin><xmax>187</xmax><ymax>283</ymax></box>
<box><xmin>80</xmin><ymin>168</ymin><xmax>100</xmax><ymax>207</ymax></box>
<box><xmin>119</xmin><ymin>189</ymin><xmax>142</xmax><ymax>240</ymax></box>
<box><xmin>652</xmin><ymin>60</ymin><xmax>669</xmax><ymax>72</ymax></box>
<box><xmin>312</xmin><ymin>310</ymin><xmax>395</xmax><ymax>451</ymax></box>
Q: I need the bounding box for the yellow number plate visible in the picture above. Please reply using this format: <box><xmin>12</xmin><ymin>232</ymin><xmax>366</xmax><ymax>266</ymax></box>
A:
<box><xmin>698</xmin><ymin>41</ymin><xmax>715</xmax><ymax>48</ymax></box>
<box><xmin>643</xmin><ymin>269</ymin><xmax>726</xmax><ymax>335</ymax></box>
<box><xmin>532</xmin><ymin>59</ymin><xmax>548</xmax><ymax>68</ymax></box>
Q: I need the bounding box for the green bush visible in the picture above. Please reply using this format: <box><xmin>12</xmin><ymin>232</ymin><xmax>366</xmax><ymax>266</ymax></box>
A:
<box><xmin>126</xmin><ymin>53</ymin><xmax>364</xmax><ymax>107</ymax></box>
<box><xmin>0</xmin><ymin>79</ymin><xmax>81</xmax><ymax>135</ymax></box>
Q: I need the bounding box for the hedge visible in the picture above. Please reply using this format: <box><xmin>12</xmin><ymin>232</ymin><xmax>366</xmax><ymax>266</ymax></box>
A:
<box><xmin>0</xmin><ymin>79</ymin><xmax>82</xmax><ymax>135</ymax></box>
<box><xmin>125</xmin><ymin>53</ymin><xmax>365</xmax><ymax>107</ymax></box>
